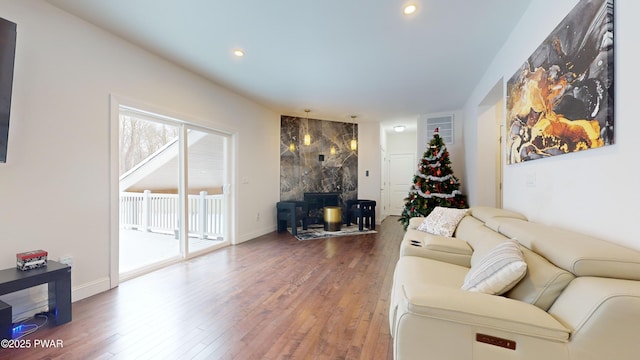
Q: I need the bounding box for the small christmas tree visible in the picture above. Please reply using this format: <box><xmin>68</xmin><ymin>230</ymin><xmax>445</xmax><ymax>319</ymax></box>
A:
<box><xmin>399</xmin><ymin>128</ymin><xmax>467</xmax><ymax>229</ymax></box>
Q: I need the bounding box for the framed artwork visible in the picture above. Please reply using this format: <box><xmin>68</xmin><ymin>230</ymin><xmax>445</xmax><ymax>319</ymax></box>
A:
<box><xmin>506</xmin><ymin>0</ymin><xmax>614</xmax><ymax>164</ymax></box>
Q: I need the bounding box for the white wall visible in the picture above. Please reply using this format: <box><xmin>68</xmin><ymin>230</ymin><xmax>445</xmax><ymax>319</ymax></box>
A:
<box><xmin>463</xmin><ymin>0</ymin><xmax>639</xmax><ymax>250</ymax></box>
<box><xmin>388</xmin><ymin>131</ymin><xmax>417</xmax><ymax>155</ymax></box>
<box><xmin>379</xmin><ymin>127</ymin><xmax>389</xmax><ymax>219</ymax></box>
<box><xmin>357</xmin><ymin>121</ymin><xmax>382</xmax><ymax>223</ymax></box>
<box><xmin>417</xmin><ymin>111</ymin><xmax>466</xmax><ymax>193</ymax></box>
<box><xmin>0</xmin><ymin>0</ymin><xmax>280</xmax><ymax>304</ymax></box>
<box><xmin>475</xmin><ymin>83</ymin><xmax>504</xmax><ymax>208</ymax></box>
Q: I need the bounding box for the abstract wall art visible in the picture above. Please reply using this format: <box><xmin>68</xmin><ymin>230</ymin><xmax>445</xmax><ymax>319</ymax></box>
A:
<box><xmin>506</xmin><ymin>0</ymin><xmax>614</xmax><ymax>164</ymax></box>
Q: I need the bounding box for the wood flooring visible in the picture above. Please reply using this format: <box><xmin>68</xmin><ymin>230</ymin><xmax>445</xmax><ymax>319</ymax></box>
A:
<box><xmin>0</xmin><ymin>216</ymin><xmax>404</xmax><ymax>360</ymax></box>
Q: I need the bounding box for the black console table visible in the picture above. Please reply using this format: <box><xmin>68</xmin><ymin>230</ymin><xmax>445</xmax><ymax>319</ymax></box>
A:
<box><xmin>0</xmin><ymin>260</ymin><xmax>71</xmax><ymax>339</ymax></box>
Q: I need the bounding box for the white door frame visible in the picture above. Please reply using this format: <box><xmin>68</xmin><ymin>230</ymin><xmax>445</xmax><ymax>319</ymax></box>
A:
<box><xmin>109</xmin><ymin>94</ymin><xmax>236</xmax><ymax>288</ymax></box>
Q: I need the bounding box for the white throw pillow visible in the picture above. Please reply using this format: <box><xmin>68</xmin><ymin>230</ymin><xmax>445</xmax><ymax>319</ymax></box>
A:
<box><xmin>417</xmin><ymin>207</ymin><xmax>468</xmax><ymax>237</ymax></box>
<box><xmin>462</xmin><ymin>240</ymin><xmax>527</xmax><ymax>295</ymax></box>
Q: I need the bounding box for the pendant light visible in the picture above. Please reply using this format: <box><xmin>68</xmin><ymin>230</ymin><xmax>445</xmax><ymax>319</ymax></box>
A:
<box><xmin>350</xmin><ymin>115</ymin><xmax>358</xmax><ymax>151</ymax></box>
<box><xmin>319</xmin><ymin>120</ymin><xmax>325</xmax><ymax>162</ymax></box>
<box><xmin>303</xmin><ymin>109</ymin><xmax>311</xmax><ymax>146</ymax></box>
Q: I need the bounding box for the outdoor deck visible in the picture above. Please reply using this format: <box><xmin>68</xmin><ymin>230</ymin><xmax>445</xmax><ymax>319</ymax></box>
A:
<box><xmin>119</xmin><ymin>229</ymin><xmax>225</xmax><ymax>275</ymax></box>
<box><xmin>118</xmin><ymin>190</ymin><xmax>226</xmax><ymax>277</ymax></box>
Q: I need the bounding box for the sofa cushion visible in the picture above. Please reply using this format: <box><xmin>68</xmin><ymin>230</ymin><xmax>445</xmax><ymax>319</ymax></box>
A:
<box><xmin>424</xmin><ymin>235</ymin><xmax>473</xmax><ymax>255</ymax></box>
<box><xmin>505</xmin><ymin>247</ymin><xmax>575</xmax><ymax>311</ymax></box>
<box><xmin>468</xmin><ymin>206</ymin><xmax>527</xmax><ymax>223</ymax></box>
<box><xmin>457</xmin><ymin>222</ymin><xmax>511</xmax><ymax>267</ymax></box>
<box><xmin>417</xmin><ymin>207</ymin><xmax>468</xmax><ymax>237</ymax></box>
<box><xmin>462</xmin><ymin>240</ymin><xmax>527</xmax><ymax>295</ymax></box>
<box><xmin>452</xmin><ymin>215</ymin><xmax>485</xmax><ymax>238</ymax></box>
<box><xmin>498</xmin><ymin>218</ymin><xmax>640</xmax><ymax>281</ymax></box>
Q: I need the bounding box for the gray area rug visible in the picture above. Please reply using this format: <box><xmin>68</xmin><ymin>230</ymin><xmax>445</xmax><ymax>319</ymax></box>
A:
<box><xmin>294</xmin><ymin>225</ymin><xmax>376</xmax><ymax>241</ymax></box>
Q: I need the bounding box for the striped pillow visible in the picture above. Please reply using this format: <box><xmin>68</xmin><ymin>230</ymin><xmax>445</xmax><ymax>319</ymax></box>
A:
<box><xmin>462</xmin><ymin>240</ymin><xmax>527</xmax><ymax>295</ymax></box>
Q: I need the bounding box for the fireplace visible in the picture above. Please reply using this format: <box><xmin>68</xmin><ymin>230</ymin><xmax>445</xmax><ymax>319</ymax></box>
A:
<box><xmin>304</xmin><ymin>192</ymin><xmax>341</xmax><ymax>225</ymax></box>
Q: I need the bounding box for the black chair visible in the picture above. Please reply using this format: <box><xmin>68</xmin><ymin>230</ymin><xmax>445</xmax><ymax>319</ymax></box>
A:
<box><xmin>345</xmin><ymin>199</ymin><xmax>376</xmax><ymax>231</ymax></box>
<box><xmin>276</xmin><ymin>201</ymin><xmax>308</xmax><ymax>236</ymax></box>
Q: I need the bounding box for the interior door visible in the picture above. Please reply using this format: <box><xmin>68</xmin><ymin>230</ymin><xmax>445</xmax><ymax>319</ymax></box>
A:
<box><xmin>496</xmin><ymin>124</ymin><xmax>504</xmax><ymax>208</ymax></box>
<box><xmin>388</xmin><ymin>153</ymin><xmax>416</xmax><ymax>216</ymax></box>
<box><xmin>380</xmin><ymin>147</ymin><xmax>388</xmax><ymax>220</ymax></box>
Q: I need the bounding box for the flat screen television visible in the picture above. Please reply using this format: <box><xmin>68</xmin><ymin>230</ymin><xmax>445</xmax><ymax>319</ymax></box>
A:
<box><xmin>0</xmin><ymin>17</ymin><xmax>16</xmax><ymax>163</ymax></box>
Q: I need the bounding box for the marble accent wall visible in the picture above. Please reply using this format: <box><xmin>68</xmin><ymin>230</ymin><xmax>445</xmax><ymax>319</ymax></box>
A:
<box><xmin>280</xmin><ymin>115</ymin><xmax>358</xmax><ymax>203</ymax></box>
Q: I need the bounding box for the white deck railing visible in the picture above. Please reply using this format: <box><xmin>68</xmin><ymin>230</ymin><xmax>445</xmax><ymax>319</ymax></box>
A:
<box><xmin>120</xmin><ymin>190</ymin><xmax>224</xmax><ymax>239</ymax></box>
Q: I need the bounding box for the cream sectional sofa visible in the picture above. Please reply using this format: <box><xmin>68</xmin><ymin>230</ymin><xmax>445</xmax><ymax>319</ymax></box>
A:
<box><xmin>389</xmin><ymin>207</ymin><xmax>640</xmax><ymax>360</ymax></box>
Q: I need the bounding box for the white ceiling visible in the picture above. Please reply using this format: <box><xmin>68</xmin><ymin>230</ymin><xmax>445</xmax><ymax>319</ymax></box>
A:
<box><xmin>48</xmin><ymin>0</ymin><xmax>532</xmax><ymax>131</ymax></box>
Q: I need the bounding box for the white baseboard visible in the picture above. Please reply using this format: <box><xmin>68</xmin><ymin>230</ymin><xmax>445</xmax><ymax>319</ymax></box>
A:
<box><xmin>71</xmin><ymin>276</ymin><xmax>111</xmax><ymax>302</ymax></box>
<box><xmin>236</xmin><ymin>225</ymin><xmax>276</xmax><ymax>244</ymax></box>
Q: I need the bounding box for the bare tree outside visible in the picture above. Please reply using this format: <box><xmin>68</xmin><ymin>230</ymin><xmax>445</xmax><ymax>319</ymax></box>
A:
<box><xmin>119</xmin><ymin>115</ymin><xmax>179</xmax><ymax>175</ymax></box>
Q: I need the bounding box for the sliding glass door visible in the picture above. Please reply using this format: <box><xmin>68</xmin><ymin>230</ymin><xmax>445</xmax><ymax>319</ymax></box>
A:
<box><xmin>117</xmin><ymin>106</ymin><xmax>230</xmax><ymax>280</ymax></box>
<box><xmin>119</xmin><ymin>112</ymin><xmax>181</xmax><ymax>275</ymax></box>
<box><xmin>185</xmin><ymin>126</ymin><xmax>228</xmax><ymax>255</ymax></box>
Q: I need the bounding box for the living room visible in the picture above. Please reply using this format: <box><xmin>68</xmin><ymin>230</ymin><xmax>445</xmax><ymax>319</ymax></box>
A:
<box><xmin>0</xmin><ymin>0</ymin><xmax>637</xmax><ymax>358</ymax></box>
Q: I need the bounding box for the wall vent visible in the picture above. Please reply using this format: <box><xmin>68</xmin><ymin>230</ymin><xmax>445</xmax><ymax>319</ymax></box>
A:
<box><xmin>426</xmin><ymin>114</ymin><xmax>454</xmax><ymax>144</ymax></box>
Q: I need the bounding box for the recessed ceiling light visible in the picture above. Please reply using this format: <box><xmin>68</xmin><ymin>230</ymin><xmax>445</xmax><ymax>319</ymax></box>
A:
<box><xmin>403</xmin><ymin>4</ymin><xmax>417</xmax><ymax>15</ymax></box>
<box><xmin>233</xmin><ymin>49</ymin><xmax>245</xmax><ymax>57</ymax></box>
<box><xmin>394</xmin><ymin>125</ymin><xmax>406</xmax><ymax>132</ymax></box>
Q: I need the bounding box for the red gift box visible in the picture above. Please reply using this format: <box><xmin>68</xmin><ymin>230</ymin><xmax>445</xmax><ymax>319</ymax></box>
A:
<box><xmin>16</xmin><ymin>250</ymin><xmax>48</xmax><ymax>271</ymax></box>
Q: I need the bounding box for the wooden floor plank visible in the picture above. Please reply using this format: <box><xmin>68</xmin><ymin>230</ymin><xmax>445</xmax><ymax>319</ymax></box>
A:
<box><xmin>0</xmin><ymin>216</ymin><xmax>404</xmax><ymax>359</ymax></box>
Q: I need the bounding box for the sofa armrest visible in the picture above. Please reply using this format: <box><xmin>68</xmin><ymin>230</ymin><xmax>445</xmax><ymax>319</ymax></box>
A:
<box><xmin>407</xmin><ymin>216</ymin><xmax>425</xmax><ymax>229</ymax></box>
<box><xmin>548</xmin><ymin>277</ymin><xmax>640</xmax><ymax>360</ymax></box>
<box><xmin>398</xmin><ymin>284</ymin><xmax>569</xmax><ymax>342</ymax></box>
<box><xmin>400</xmin><ymin>232</ymin><xmax>472</xmax><ymax>267</ymax></box>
